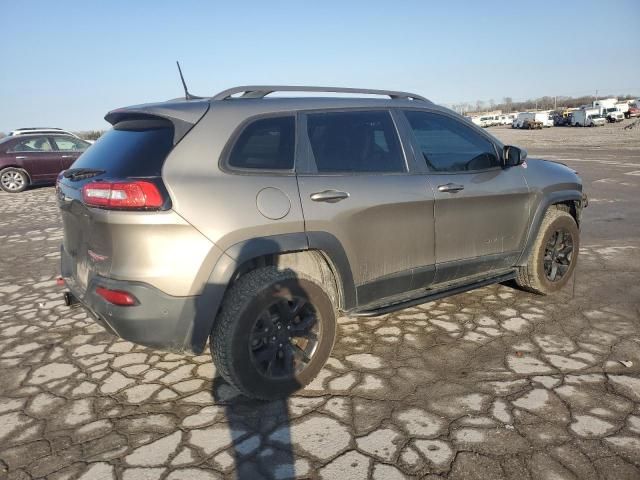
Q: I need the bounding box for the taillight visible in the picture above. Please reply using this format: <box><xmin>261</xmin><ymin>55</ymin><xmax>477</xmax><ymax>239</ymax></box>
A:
<box><xmin>82</xmin><ymin>181</ymin><xmax>164</xmax><ymax>210</ymax></box>
<box><xmin>96</xmin><ymin>286</ymin><xmax>138</xmax><ymax>306</ymax></box>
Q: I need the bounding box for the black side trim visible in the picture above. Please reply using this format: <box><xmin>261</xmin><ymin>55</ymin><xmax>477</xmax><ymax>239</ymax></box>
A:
<box><xmin>434</xmin><ymin>251</ymin><xmax>520</xmax><ymax>284</ymax></box>
<box><xmin>224</xmin><ymin>233</ymin><xmax>309</xmax><ymax>261</ymax></box>
<box><xmin>356</xmin><ymin>264</ymin><xmax>438</xmax><ymax>307</ymax></box>
<box><xmin>350</xmin><ymin>271</ymin><xmax>517</xmax><ymax>317</ymax></box>
<box><xmin>357</xmin><ymin>269</ymin><xmax>414</xmax><ymax>307</ymax></box>
<box><xmin>516</xmin><ymin>190</ymin><xmax>583</xmax><ymax>266</ymax></box>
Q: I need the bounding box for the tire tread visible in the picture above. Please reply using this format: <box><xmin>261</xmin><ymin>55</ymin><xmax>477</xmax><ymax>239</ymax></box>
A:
<box><xmin>516</xmin><ymin>207</ymin><xmax>576</xmax><ymax>294</ymax></box>
<box><xmin>211</xmin><ymin>266</ymin><xmax>330</xmax><ymax>399</ymax></box>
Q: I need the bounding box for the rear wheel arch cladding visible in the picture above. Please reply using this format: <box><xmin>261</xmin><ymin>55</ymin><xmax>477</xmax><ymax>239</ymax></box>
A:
<box><xmin>195</xmin><ymin>233</ymin><xmax>354</xmax><ymax>352</ymax></box>
<box><xmin>273</xmin><ymin>250</ymin><xmax>341</xmax><ymax>310</ymax></box>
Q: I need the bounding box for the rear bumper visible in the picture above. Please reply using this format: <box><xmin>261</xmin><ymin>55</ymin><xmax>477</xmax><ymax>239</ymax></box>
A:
<box><xmin>61</xmin><ymin>248</ymin><xmax>213</xmax><ymax>354</ymax></box>
<box><xmin>64</xmin><ymin>274</ymin><xmax>207</xmax><ymax>353</ymax></box>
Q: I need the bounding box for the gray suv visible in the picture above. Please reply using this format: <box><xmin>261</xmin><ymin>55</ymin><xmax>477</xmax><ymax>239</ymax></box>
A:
<box><xmin>57</xmin><ymin>86</ymin><xmax>586</xmax><ymax>399</ymax></box>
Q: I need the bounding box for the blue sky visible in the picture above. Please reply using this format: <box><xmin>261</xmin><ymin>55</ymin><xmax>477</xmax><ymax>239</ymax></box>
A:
<box><xmin>1</xmin><ymin>0</ymin><xmax>639</xmax><ymax>132</ymax></box>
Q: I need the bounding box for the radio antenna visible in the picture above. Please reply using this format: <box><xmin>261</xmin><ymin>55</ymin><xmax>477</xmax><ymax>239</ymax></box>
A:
<box><xmin>176</xmin><ymin>61</ymin><xmax>202</xmax><ymax>100</ymax></box>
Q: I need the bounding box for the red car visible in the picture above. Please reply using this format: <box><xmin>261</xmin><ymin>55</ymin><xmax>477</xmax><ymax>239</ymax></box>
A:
<box><xmin>0</xmin><ymin>133</ymin><xmax>91</xmax><ymax>193</ymax></box>
<box><xmin>628</xmin><ymin>105</ymin><xmax>640</xmax><ymax>118</ymax></box>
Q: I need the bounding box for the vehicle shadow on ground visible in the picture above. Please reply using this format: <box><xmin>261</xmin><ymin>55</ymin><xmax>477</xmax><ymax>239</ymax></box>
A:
<box><xmin>211</xmin><ymin>377</ymin><xmax>295</xmax><ymax>479</ymax></box>
<box><xmin>202</xmin><ymin>261</ymin><xmax>308</xmax><ymax>478</ymax></box>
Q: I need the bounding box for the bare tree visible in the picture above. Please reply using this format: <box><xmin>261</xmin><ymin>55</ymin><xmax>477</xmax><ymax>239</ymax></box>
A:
<box><xmin>75</xmin><ymin>130</ymin><xmax>105</xmax><ymax>141</ymax></box>
<box><xmin>466</xmin><ymin>93</ymin><xmax>637</xmax><ymax>114</ymax></box>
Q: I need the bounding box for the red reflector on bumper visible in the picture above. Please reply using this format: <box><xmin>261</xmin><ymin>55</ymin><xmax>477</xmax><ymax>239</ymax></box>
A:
<box><xmin>96</xmin><ymin>286</ymin><xmax>138</xmax><ymax>306</ymax></box>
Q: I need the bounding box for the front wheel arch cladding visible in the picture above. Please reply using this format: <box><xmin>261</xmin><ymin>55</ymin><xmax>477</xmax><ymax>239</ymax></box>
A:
<box><xmin>516</xmin><ymin>191</ymin><xmax>583</xmax><ymax>267</ymax></box>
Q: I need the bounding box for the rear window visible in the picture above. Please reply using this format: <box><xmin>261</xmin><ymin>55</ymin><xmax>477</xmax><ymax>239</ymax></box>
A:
<box><xmin>70</xmin><ymin>122</ymin><xmax>174</xmax><ymax>177</ymax></box>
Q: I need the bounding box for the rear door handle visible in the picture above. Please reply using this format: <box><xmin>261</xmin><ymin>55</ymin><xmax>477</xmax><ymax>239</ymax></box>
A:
<box><xmin>61</xmin><ymin>155</ymin><xmax>72</xmax><ymax>159</ymax></box>
<box><xmin>310</xmin><ymin>190</ymin><xmax>350</xmax><ymax>203</ymax></box>
<box><xmin>437</xmin><ymin>183</ymin><xmax>465</xmax><ymax>193</ymax></box>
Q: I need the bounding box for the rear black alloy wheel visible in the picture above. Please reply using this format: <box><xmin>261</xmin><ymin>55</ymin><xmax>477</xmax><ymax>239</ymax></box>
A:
<box><xmin>249</xmin><ymin>297</ymin><xmax>321</xmax><ymax>379</ymax></box>
<box><xmin>543</xmin><ymin>229</ymin><xmax>573</xmax><ymax>282</ymax></box>
<box><xmin>211</xmin><ymin>267</ymin><xmax>336</xmax><ymax>400</ymax></box>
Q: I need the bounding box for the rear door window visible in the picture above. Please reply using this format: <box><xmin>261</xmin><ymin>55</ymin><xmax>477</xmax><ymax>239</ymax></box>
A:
<box><xmin>306</xmin><ymin>110</ymin><xmax>405</xmax><ymax>173</ymax></box>
<box><xmin>227</xmin><ymin>116</ymin><xmax>295</xmax><ymax>170</ymax></box>
<box><xmin>69</xmin><ymin>122</ymin><xmax>174</xmax><ymax>177</ymax></box>
<box><xmin>403</xmin><ymin>110</ymin><xmax>500</xmax><ymax>172</ymax></box>
<box><xmin>9</xmin><ymin>136</ymin><xmax>54</xmax><ymax>153</ymax></box>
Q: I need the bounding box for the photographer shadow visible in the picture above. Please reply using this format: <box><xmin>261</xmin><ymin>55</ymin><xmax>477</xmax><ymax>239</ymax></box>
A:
<box><xmin>211</xmin><ymin>375</ymin><xmax>295</xmax><ymax>479</ymax></box>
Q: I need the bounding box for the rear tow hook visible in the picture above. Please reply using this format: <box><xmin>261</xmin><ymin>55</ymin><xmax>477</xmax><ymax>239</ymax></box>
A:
<box><xmin>63</xmin><ymin>291</ymin><xmax>80</xmax><ymax>307</ymax></box>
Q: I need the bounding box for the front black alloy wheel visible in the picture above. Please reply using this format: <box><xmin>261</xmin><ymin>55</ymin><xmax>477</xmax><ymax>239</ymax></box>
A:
<box><xmin>543</xmin><ymin>229</ymin><xmax>574</xmax><ymax>282</ymax></box>
<box><xmin>516</xmin><ymin>208</ymin><xmax>580</xmax><ymax>295</ymax></box>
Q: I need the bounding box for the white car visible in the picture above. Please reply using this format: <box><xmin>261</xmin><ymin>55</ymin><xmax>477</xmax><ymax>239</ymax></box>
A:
<box><xmin>10</xmin><ymin>128</ymin><xmax>80</xmax><ymax>138</ymax></box>
<box><xmin>9</xmin><ymin>128</ymin><xmax>95</xmax><ymax>144</ymax></box>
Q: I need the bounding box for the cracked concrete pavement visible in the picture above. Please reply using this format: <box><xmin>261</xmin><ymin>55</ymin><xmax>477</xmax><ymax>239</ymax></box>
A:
<box><xmin>1</xmin><ymin>123</ymin><xmax>639</xmax><ymax>479</ymax></box>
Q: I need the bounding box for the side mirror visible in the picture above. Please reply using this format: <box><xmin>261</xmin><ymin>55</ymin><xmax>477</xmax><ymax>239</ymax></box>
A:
<box><xmin>503</xmin><ymin>145</ymin><xmax>527</xmax><ymax>167</ymax></box>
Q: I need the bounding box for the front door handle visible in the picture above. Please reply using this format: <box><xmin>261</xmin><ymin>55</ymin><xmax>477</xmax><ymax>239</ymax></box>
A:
<box><xmin>310</xmin><ymin>190</ymin><xmax>350</xmax><ymax>203</ymax></box>
<box><xmin>437</xmin><ymin>183</ymin><xmax>465</xmax><ymax>193</ymax></box>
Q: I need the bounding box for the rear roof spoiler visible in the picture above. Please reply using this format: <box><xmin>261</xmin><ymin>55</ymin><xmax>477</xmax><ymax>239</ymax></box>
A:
<box><xmin>105</xmin><ymin>100</ymin><xmax>210</xmax><ymax>143</ymax></box>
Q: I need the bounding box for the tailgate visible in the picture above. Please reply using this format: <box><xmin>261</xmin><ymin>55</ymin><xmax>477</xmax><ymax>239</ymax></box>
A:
<box><xmin>58</xmin><ymin>183</ymin><xmax>107</xmax><ymax>296</ymax></box>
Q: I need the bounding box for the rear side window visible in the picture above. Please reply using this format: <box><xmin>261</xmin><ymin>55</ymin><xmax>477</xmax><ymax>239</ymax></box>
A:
<box><xmin>228</xmin><ymin>116</ymin><xmax>295</xmax><ymax>170</ymax></box>
<box><xmin>70</xmin><ymin>122</ymin><xmax>173</xmax><ymax>177</ymax></box>
<box><xmin>306</xmin><ymin>111</ymin><xmax>405</xmax><ymax>173</ymax></box>
<box><xmin>9</xmin><ymin>136</ymin><xmax>53</xmax><ymax>152</ymax></box>
<box><xmin>404</xmin><ymin>110</ymin><xmax>500</xmax><ymax>172</ymax></box>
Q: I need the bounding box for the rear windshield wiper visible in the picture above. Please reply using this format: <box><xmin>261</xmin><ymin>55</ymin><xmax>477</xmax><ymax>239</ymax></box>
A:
<box><xmin>63</xmin><ymin>168</ymin><xmax>106</xmax><ymax>180</ymax></box>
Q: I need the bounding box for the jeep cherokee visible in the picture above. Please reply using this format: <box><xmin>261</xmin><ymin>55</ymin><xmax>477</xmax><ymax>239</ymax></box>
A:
<box><xmin>57</xmin><ymin>86</ymin><xmax>586</xmax><ymax>399</ymax></box>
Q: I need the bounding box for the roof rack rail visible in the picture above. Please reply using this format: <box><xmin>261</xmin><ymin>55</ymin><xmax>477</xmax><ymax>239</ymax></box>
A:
<box><xmin>211</xmin><ymin>85</ymin><xmax>429</xmax><ymax>102</ymax></box>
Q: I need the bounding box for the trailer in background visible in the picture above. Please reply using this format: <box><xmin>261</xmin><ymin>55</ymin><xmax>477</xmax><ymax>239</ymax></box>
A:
<box><xmin>514</xmin><ymin>112</ymin><xmax>553</xmax><ymax>129</ymax></box>
<box><xmin>593</xmin><ymin>98</ymin><xmax>618</xmax><ymax>110</ymax></box>
<box><xmin>614</xmin><ymin>102</ymin><xmax>630</xmax><ymax>118</ymax></box>
<box><xmin>571</xmin><ymin>107</ymin><xmax>606</xmax><ymax>127</ymax></box>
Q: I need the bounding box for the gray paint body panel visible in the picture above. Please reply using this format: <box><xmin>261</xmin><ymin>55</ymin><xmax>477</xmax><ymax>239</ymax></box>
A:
<box><xmin>432</xmin><ymin>166</ymin><xmax>531</xmax><ymax>282</ymax></box>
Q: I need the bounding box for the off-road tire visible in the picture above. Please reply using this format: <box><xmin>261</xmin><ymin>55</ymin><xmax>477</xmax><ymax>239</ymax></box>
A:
<box><xmin>516</xmin><ymin>208</ymin><xmax>579</xmax><ymax>295</ymax></box>
<box><xmin>210</xmin><ymin>266</ymin><xmax>336</xmax><ymax>400</ymax></box>
<box><xmin>0</xmin><ymin>168</ymin><xmax>28</xmax><ymax>193</ymax></box>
